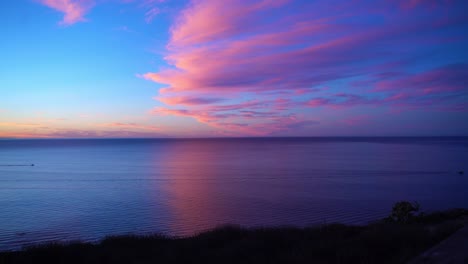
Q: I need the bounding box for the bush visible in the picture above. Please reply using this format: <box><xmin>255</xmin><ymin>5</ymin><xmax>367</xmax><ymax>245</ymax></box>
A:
<box><xmin>390</xmin><ymin>201</ymin><xmax>420</xmax><ymax>223</ymax></box>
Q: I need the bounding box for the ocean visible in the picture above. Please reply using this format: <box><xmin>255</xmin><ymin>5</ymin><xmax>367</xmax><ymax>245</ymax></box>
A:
<box><xmin>1</xmin><ymin>137</ymin><xmax>467</xmax><ymax>250</ymax></box>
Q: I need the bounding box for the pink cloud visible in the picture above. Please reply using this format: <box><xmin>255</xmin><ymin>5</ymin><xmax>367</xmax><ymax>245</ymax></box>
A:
<box><xmin>142</xmin><ymin>0</ymin><xmax>468</xmax><ymax>134</ymax></box>
<box><xmin>151</xmin><ymin>99</ymin><xmax>304</xmax><ymax>135</ymax></box>
<box><xmin>307</xmin><ymin>98</ymin><xmax>331</xmax><ymax>107</ymax></box>
<box><xmin>169</xmin><ymin>0</ymin><xmax>288</xmax><ymax>47</ymax></box>
<box><xmin>46</xmin><ymin>129</ymin><xmax>165</xmax><ymax>138</ymax></box>
<box><xmin>0</xmin><ymin>132</ymin><xmax>52</xmax><ymax>139</ymax></box>
<box><xmin>156</xmin><ymin>96</ymin><xmax>225</xmax><ymax>106</ymax></box>
<box><xmin>304</xmin><ymin>64</ymin><xmax>468</xmax><ymax>112</ymax></box>
<box><xmin>145</xmin><ymin>1</ymin><xmax>466</xmax><ymax>94</ymax></box>
<box><xmin>0</xmin><ymin>126</ymin><xmax>165</xmax><ymax>139</ymax></box>
<box><xmin>0</xmin><ymin>119</ymin><xmax>166</xmax><ymax>138</ymax></box>
<box><xmin>38</xmin><ymin>0</ymin><xmax>95</xmax><ymax>25</ymax></box>
<box><xmin>0</xmin><ymin>122</ymin><xmax>43</xmax><ymax>128</ymax></box>
<box><xmin>151</xmin><ymin>107</ymin><xmax>261</xmax><ymax>135</ymax></box>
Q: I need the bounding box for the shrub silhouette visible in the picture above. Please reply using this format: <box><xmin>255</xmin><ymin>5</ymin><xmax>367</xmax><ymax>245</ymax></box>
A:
<box><xmin>390</xmin><ymin>201</ymin><xmax>420</xmax><ymax>223</ymax></box>
<box><xmin>2</xmin><ymin>207</ymin><xmax>468</xmax><ymax>264</ymax></box>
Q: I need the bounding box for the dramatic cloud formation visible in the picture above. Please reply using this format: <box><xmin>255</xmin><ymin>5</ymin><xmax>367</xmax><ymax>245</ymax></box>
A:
<box><xmin>38</xmin><ymin>0</ymin><xmax>95</xmax><ymax>25</ymax></box>
<box><xmin>143</xmin><ymin>0</ymin><xmax>468</xmax><ymax>135</ymax></box>
<box><xmin>2</xmin><ymin>0</ymin><xmax>467</xmax><ymax>138</ymax></box>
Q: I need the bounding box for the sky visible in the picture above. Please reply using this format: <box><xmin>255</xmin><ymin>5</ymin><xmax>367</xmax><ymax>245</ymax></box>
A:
<box><xmin>1</xmin><ymin>0</ymin><xmax>467</xmax><ymax>138</ymax></box>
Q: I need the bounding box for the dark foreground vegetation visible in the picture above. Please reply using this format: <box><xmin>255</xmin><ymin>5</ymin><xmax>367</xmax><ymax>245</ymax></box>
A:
<box><xmin>1</xmin><ymin>203</ymin><xmax>467</xmax><ymax>264</ymax></box>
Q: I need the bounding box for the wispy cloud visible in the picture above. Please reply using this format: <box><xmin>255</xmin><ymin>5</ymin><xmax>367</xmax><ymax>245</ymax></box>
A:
<box><xmin>114</xmin><ymin>25</ymin><xmax>136</xmax><ymax>33</ymax></box>
<box><xmin>144</xmin><ymin>7</ymin><xmax>160</xmax><ymax>23</ymax></box>
<box><xmin>0</xmin><ymin>122</ymin><xmax>43</xmax><ymax>128</ymax></box>
<box><xmin>341</xmin><ymin>115</ymin><xmax>371</xmax><ymax>126</ymax></box>
<box><xmin>394</xmin><ymin>0</ymin><xmax>454</xmax><ymax>10</ymax></box>
<box><xmin>126</xmin><ymin>0</ymin><xmax>166</xmax><ymax>23</ymax></box>
<box><xmin>100</xmin><ymin>122</ymin><xmax>160</xmax><ymax>131</ymax></box>
<box><xmin>0</xmin><ymin>123</ymin><xmax>165</xmax><ymax>138</ymax></box>
<box><xmin>37</xmin><ymin>0</ymin><xmax>95</xmax><ymax>25</ymax></box>
<box><xmin>46</xmin><ymin>129</ymin><xmax>165</xmax><ymax>138</ymax></box>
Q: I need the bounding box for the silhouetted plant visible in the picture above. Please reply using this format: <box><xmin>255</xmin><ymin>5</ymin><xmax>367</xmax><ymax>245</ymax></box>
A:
<box><xmin>390</xmin><ymin>201</ymin><xmax>420</xmax><ymax>223</ymax></box>
<box><xmin>2</xmin><ymin>208</ymin><xmax>468</xmax><ymax>264</ymax></box>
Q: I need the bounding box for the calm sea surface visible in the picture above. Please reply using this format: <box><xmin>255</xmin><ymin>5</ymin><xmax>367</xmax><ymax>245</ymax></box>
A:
<box><xmin>1</xmin><ymin>137</ymin><xmax>467</xmax><ymax>250</ymax></box>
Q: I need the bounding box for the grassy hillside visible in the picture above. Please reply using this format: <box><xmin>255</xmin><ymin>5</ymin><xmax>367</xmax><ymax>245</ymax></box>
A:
<box><xmin>1</xmin><ymin>207</ymin><xmax>467</xmax><ymax>264</ymax></box>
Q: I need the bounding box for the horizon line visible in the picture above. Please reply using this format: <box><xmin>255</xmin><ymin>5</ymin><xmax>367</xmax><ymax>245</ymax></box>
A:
<box><xmin>1</xmin><ymin>135</ymin><xmax>468</xmax><ymax>140</ymax></box>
